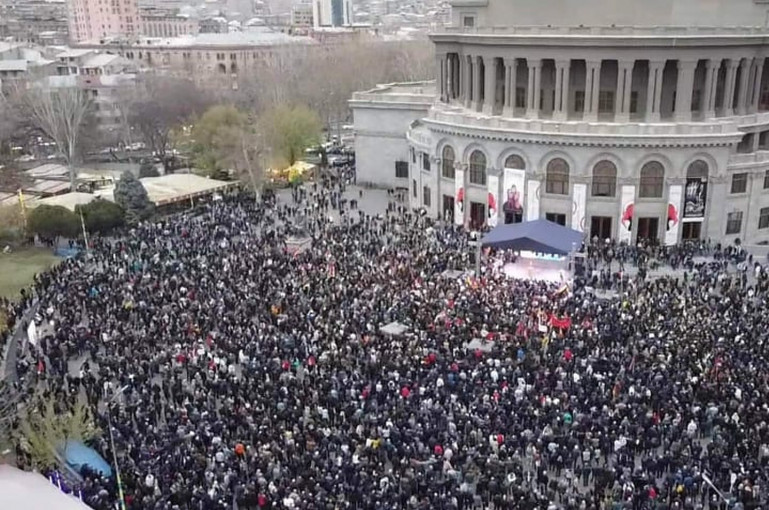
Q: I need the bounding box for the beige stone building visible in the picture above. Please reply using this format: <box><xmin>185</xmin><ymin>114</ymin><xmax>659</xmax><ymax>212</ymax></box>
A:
<box><xmin>352</xmin><ymin>0</ymin><xmax>769</xmax><ymax>246</ymax></box>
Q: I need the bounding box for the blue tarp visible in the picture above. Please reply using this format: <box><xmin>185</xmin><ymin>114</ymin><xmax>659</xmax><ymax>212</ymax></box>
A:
<box><xmin>481</xmin><ymin>219</ymin><xmax>584</xmax><ymax>255</ymax></box>
<box><xmin>59</xmin><ymin>440</ymin><xmax>112</xmax><ymax>477</ymax></box>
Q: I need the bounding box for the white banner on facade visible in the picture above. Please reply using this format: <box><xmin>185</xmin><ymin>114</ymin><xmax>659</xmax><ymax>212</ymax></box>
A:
<box><xmin>487</xmin><ymin>174</ymin><xmax>500</xmax><ymax>227</ymax></box>
<box><xmin>665</xmin><ymin>184</ymin><xmax>683</xmax><ymax>246</ymax></box>
<box><xmin>502</xmin><ymin>168</ymin><xmax>525</xmax><ymax>224</ymax></box>
<box><xmin>619</xmin><ymin>185</ymin><xmax>635</xmax><ymax>244</ymax></box>
<box><xmin>454</xmin><ymin>168</ymin><xmax>464</xmax><ymax>226</ymax></box>
<box><xmin>526</xmin><ymin>179</ymin><xmax>541</xmax><ymax>221</ymax></box>
<box><xmin>571</xmin><ymin>183</ymin><xmax>587</xmax><ymax>232</ymax></box>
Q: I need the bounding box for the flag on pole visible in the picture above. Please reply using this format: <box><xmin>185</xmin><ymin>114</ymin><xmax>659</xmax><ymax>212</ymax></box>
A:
<box><xmin>18</xmin><ymin>189</ymin><xmax>27</xmax><ymax>227</ymax></box>
<box><xmin>79</xmin><ymin>208</ymin><xmax>89</xmax><ymax>250</ymax></box>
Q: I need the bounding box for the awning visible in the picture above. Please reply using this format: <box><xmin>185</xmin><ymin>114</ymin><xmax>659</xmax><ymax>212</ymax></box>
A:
<box><xmin>481</xmin><ymin>219</ymin><xmax>584</xmax><ymax>255</ymax></box>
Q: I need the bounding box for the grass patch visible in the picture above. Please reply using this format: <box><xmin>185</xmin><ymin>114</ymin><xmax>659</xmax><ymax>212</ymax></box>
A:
<box><xmin>0</xmin><ymin>248</ymin><xmax>59</xmax><ymax>301</ymax></box>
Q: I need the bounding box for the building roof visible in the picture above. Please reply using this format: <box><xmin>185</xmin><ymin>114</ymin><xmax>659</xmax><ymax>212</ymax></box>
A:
<box><xmin>0</xmin><ymin>60</ymin><xmax>28</xmax><ymax>72</ymax></box>
<box><xmin>56</xmin><ymin>48</ymin><xmax>93</xmax><ymax>58</ymax></box>
<box><xmin>80</xmin><ymin>53</ymin><xmax>120</xmax><ymax>68</ymax></box>
<box><xmin>0</xmin><ymin>465</ymin><xmax>93</xmax><ymax>510</ymax></box>
<box><xmin>26</xmin><ymin>163</ymin><xmax>69</xmax><ymax>179</ymax></box>
<box><xmin>31</xmin><ymin>192</ymin><xmax>97</xmax><ymax>211</ymax></box>
<box><xmin>141</xmin><ymin>28</ymin><xmax>315</xmax><ymax>48</ymax></box>
<box><xmin>481</xmin><ymin>219</ymin><xmax>585</xmax><ymax>255</ymax></box>
<box><xmin>95</xmin><ymin>173</ymin><xmax>237</xmax><ymax>206</ymax></box>
<box><xmin>23</xmin><ymin>179</ymin><xmax>71</xmax><ymax>196</ymax></box>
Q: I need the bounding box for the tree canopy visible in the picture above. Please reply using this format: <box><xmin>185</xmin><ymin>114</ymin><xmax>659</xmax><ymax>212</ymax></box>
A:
<box><xmin>27</xmin><ymin>205</ymin><xmax>79</xmax><ymax>240</ymax></box>
<box><xmin>113</xmin><ymin>171</ymin><xmax>154</xmax><ymax>223</ymax></box>
<box><xmin>262</xmin><ymin>105</ymin><xmax>321</xmax><ymax>167</ymax></box>
<box><xmin>75</xmin><ymin>199</ymin><xmax>125</xmax><ymax>234</ymax></box>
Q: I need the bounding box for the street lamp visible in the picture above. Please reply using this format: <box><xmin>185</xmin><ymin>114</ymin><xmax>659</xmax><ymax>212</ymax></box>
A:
<box><xmin>106</xmin><ymin>385</ymin><xmax>129</xmax><ymax>510</ymax></box>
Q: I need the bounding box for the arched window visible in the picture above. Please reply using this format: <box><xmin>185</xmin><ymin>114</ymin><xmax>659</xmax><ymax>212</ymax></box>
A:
<box><xmin>639</xmin><ymin>161</ymin><xmax>665</xmax><ymax>198</ymax></box>
<box><xmin>591</xmin><ymin>160</ymin><xmax>617</xmax><ymax>197</ymax></box>
<box><xmin>442</xmin><ymin>146</ymin><xmax>455</xmax><ymax>179</ymax></box>
<box><xmin>545</xmin><ymin>158</ymin><xmax>570</xmax><ymax>195</ymax></box>
<box><xmin>687</xmin><ymin>159</ymin><xmax>708</xmax><ymax>179</ymax></box>
<box><xmin>230</xmin><ymin>62</ymin><xmax>237</xmax><ymax>74</ymax></box>
<box><xmin>469</xmin><ymin>150</ymin><xmax>487</xmax><ymax>185</ymax></box>
<box><xmin>504</xmin><ymin>154</ymin><xmax>525</xmax><ymax>169</ymax></box>
<box><xmin>217</xmin><ymin>63</ymin><xmax>226</xmax><ymax>74</ymax></box>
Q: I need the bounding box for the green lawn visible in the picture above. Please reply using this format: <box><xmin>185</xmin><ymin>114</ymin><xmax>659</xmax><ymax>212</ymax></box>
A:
<box><xmin>0</xmin><ymin>248</ymin><xmax>59</xmax><ymax>301</ymax></box>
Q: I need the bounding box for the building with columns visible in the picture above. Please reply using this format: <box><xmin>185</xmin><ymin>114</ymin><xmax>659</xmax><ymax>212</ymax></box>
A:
<box><xmin>350</xmin><ymin>0</ymin><xmax>769</xmax><ymax>246</ymax></box>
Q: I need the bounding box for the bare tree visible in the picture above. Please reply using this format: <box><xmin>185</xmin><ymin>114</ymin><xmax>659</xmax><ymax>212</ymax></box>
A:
<box><xmin>127</xmin><ymin>76</ymin><xmax>211</xmax><ymax>172</ymax></box>
<box><xmin>20</xmin><ymin>87</ymin><xmax>93</xmax><ymax>189</ymax></box>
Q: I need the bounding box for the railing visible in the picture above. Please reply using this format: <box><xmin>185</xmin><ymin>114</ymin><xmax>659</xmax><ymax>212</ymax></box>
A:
<box><xmin>435</xmin><ymin>25</ymin><xmax>769</xmax><ymax>36</ymax></box>
<box><xmin>351</xmin><ymin>81</ymin><xmax>436</xmax><ymax>104</ymax></box>
<box><xmin>728</xmin><ymin>150</ymin><xmax>769</xmax><ymax>167</ymax></box>
<box><xmin>426</xmin><ymin>105</ymin><xmax>743</xmax><ymax>137</ymax></box>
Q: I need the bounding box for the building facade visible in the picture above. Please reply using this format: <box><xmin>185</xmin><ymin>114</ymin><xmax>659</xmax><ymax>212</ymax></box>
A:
<box><xmin>67</xmin><ymin>0</ymin><xmax>139</xmax><ymax>43</ymax></box>
<box><xmin>139</xmin><ymin>8</ymin><xmax>199</xmax><ymax>38</ymax></box>
<box><xmin>312</xmin><ymin>0</ymin><xmax>352</xmax><ymax>27</ymax></box>
<box><xmin>351</xmin><ymin>0</ymin><xmax>769</xmax><ymax>246</ymax></box>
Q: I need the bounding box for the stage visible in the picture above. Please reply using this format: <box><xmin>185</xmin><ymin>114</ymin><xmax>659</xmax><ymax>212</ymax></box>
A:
<box><xmin>497</xmin><ymin>258</ymin><xmax>571</xmax><ymax>283</ymax></box>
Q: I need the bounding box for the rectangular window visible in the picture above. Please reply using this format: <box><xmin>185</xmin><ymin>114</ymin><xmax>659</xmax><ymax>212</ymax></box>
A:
<box><xmin>574</xmin><ymin>90</ymin><xmax>585</xmax><ymax>113</ymax></box>
<box><xmin>630</xmin><ymin>91</ymin><xmax>639</xmax><ymax>114</ymax></box>
<box><xmin>395</xmin><ymin>161</ymin><xmax>408</xmax><ymax>179</ymax></box>
<box><xmin>469</xmin><ymin>166</ymin><xmax>486</xmax><ymax>186</ymax></box>
<box><xmin>760</xmin><ymin>207</ymin><xmax>769</xmax><ymax>230</ymax></box>
<box><xmin>731</xmin><ymin>172</ymin><xmax>748</xmax><ymax>194</ymax></box>
<box><xmin>764</xmin><ymin>170</ymin><xmax>769</xmax><ymax>189</ymax></box>
<box><xmin>691</xmin><ymin>89</ymin><xmax>701</xmax><ymax>112</ymax></box>
<box><xmin>545</xmin><ymin>213</ymin><xmax>566</xmax><ymax>226</ymax></box>
<box><xmin>515</xmin><ymin>87</ymin><xmax>526</xmax><ymax>108</ymax></box>
<box><xmin>462</xmin><ymin>16</ymin><xmax>475</xmax><ymax>28</ymax></box>
<box><xmin>411</xmin><ymin>149</ymin><xmax>416</xmax><ymax>164</ymax></box>
<box><xmin>422</xmin><ymin>153</ymin><xmax>430</xmax><ymax>172</ymax></box>
<box><xmin>598</xmin><ymin>91</ymin><xmax>614</xmax><ymax>113</ymax></box>
<box><xmin>726</xmin><ymin>211</ymin><xmax>743</xmax><ymax>235</ymax></box>
<box><xmin>412</xmin><ymin>179</ymin><xmax>417</xmax><ymax>198</ymax></box>
<box><xmin>423</xmin><ymin>186</ymin><xmax>431</xmax><ymax>207</ymax></box>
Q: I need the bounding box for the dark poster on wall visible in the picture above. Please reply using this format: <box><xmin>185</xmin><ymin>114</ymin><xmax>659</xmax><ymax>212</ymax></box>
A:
<box><xmin>683</xmin><ymin>178</ymin><xmax>707</xmax><ymax>219</ymax></box>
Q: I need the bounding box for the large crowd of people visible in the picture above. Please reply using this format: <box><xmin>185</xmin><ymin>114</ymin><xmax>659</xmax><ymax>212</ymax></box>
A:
<box><xmin>3</xmin><ymin>177</ymin><xmax>769</xmax><ymax>510</ymax></box>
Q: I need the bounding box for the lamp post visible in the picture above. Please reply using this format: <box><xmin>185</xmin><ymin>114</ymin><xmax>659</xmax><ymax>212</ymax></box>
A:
<box><xmin>107</xmin><ymin>385</ymin><xmax>129</xmax><ymax>510</ymax></box>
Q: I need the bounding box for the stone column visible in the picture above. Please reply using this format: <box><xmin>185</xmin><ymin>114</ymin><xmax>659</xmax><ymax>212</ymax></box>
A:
<box><xmin>737</xmin><ymin>58</ymin><xmax>751</xmax><ymax>115</ymax></box>
<box><xmin>503</xmin><ymin>58</ymin><xmax>515</xmax><ymax>116</ymax></box>
<box><xmin>701</xmin><ymin>58</ymin><xmax>720</xmax><ymax>119</ymax></box>
<box><xmin>584</xmin><ymin>60</ymin><xmax>601</xmax><ymax>121</ymax></box>
<box><xmin>445</xmin><ymin>53</ymin><xmax>454</xmax><ymax>102</ymax></box>
<box><xmin>473</xmin><ymin>55</ymin><xmax>484</xmax><ymax>111</ymax></box>
<box><xmin>645</xmin><ymin>60</ymin><xmax>665</xmax><ymax>122</ymax></box>
<box><xmin>526</xmin><ymin>58</ymin><xmax>541</xmax><ymax>119</ymax></box>
<box><xmin>674</xmin><ymin>60</ymin><xmax>697</xmax><ymax>122</ymax></box>
<box><xmin>483</xmin><ymin>56</ymin><xmax>497</xmax><ymax>115</ymax></box>
<box><xmin>435</xmin><ymin>53</ymin><xmax>445</xmax><ymax>101</ymax></box>
<box><xmin>723</xmin><ymin>58</ymin><xmax>739</xmax><ymax>116</ymax></box>
<box><xmin>554</xmin><ymin>60</ymin><xmax>570</xmax><ymax>121</ymax></box>
<box><xmin>615</xmin><ymin>60</ymin><xmax>634</xmax><ymax>122</ymax></box>
<box><xmin>751</xmin><ymin>57</ymin><xmax>765</xmax><ymax>113</ymax></box>
<box><xmin>464</xmin><ymin>55</ymin><xmax>473</xmax><ymax>107</ymax></box>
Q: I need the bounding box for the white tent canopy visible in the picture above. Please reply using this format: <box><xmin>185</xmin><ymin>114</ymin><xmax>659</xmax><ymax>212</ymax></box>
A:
<box><xmin>0</xmin><ymin>465</ymin><xmax>92</xmax><ymax>510</ymax></box>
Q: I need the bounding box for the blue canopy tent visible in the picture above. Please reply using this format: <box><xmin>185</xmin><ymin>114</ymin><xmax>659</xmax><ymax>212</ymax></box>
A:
<box><xmin>481</xmin><ymin>219</ymin><xmax>584</xmax><ymax>255</ymax></box>
<box><xmin>59</xmin><ymin>440</ymin><xmax>113</xmax><ymax>477</ymax></box>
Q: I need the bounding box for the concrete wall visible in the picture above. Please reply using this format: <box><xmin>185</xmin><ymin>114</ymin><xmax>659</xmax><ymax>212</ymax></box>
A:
<box><xmin>452</xmin><ymin>0</ymin><xmax>769</xmax><ymax>28</ymax></box>
<box><xmin>353</xmin><ymin>104</ymin><xmax>431</xmax><ymax>188</ymax></box>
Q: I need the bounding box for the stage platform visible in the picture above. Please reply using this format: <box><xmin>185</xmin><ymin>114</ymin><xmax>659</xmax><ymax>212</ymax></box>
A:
<box><xmin>499</xmin><ymin>258</ymin><xmax>571</xmax><ymax>283</ymax></box>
